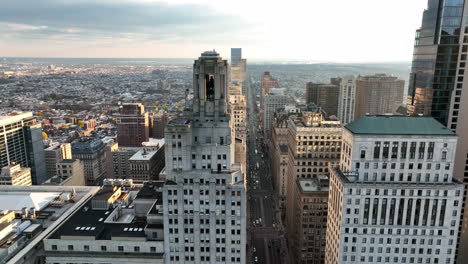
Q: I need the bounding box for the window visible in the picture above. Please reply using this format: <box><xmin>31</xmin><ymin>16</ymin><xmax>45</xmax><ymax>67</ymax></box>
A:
<box><xmin>118</xmin><ymin>246</ymin><xmax>124</xmax><ymax>252</ymax></box>
<box><xmin>52</xmin><ymin>245</ymin><xmax>57</xmax><ymax>251</ymax></box>
<box><xmin>84</xmin><ymin>245</ymin><xmax>90</xmax><ymax>251</ymax></box>
<box><xmin>442</xmin><ymin>151</ymin><xmax>447</xmax><ymax>161</ymax></box>
<box><xmin>101</xmin><ymin>246</ymin><xmax>107</xmax><ymax>251</ymax></box>
<box><xmin>68</xmin><ymin>245</ymin><xmax>74</xmax><ymax>251</ymax></box>
<box><xmin>374</xmin><ymin>142</ymin><xmax>381</xmax><ymax>159</ymax></box>
<box><xmin>361</xmin><ymin>150</ymin><xmax>366</xmax><ymax>159</ymax></box>
<box><xmin>134</xmin><ymin>246</ymin><xmax>140</xmax><ymax>252</ymax></box>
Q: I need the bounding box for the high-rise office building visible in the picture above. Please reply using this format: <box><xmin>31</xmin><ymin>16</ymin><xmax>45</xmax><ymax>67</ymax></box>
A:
<box><xmin>305</xmin><ymin>81</ymin><xmax>339</xmax><ymax>117</ymax></box>
<box><xmin>228</xmin><ymin>85</ymin><xmax>247</xmax><ymax>141</ymax></box>
<box><xmin>260</xmin><ymin>72</ymin><xmax>280</xmax><ymax>120</ymax></box>
<box><xmin>230</xmin><ymin>48</ymin><xmax>247</xmax><ymax>96</ymax></box>
<box><xmin>162</xmin><ymin>51</ymin><xmax>246</xmax><ymax>264</ymax></box>
<box><xmin>407</xmin><ymin>0</ymin><xmax>464</xmax><ymax>124</ymax></box>
<box><xmin>116</xmin><ymin>103</ymin><xmax>149</xmax><ymax>147</ymax></box>
<box><xmin>263</xmin><ymin>88</ymin><xmax>294</xmax><ymax>136</ymax></box>
<box><xmin>284</xmin><ymin>111</ymin><xmax>341</xmax><ymax>226</ymax></box>
<box><xmin>0</xmin><ymin>112</ymin><xmax>47</xmax><ymax>185</ymax></box>
<box><xmin>150</xmin><ymin>112</ymin><xmax>168</xmax><ymax>139</ymax></box>
<box><xmin>228</xmin><ymin>85</ymin><xmax>248</xmax><ymax>183</ymax></box>
<box><xmin>325</xmin><ymin>116</ymin><xmax>463</xmax><ymax>264</ymax></box>
<box><xmin>354</xmin><ymin>74</ymin><xmax>405</xmax><ymax>120</ymax></box>
<box><xmin>44</xmin><ymin>143</ymin><xmax>72</xmax><ymax>178</ymax></box>
<box><xmin>231</xmin><ymin>48</ymin><xmax>242</xmax><ymax>65</ymax></box>
<box><xmin>71</xmin><ymin>137</ymin><xmax>107</xmax><ymax>185</ymax></box>
<box><xmin>337</xmin><ymin>75</ymin><xmax>357</xmax><ymax>124</ymax></box>
<box><xmin>408</xmin><ymin>3</ymin><xmax>468</xmax><ymax>260</ymax></box>
<box><xmin>287</xmin><ymin>177</ymin><xmax>328</xmax><ymax>264</ymax></box>
<box><xmin>112</xmin><ymin>147</ymin><xmax>140</xmax><ymax>179</ymax></box>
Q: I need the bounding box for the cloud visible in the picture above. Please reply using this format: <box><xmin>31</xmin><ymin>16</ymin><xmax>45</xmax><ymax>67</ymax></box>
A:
<box><xmin>0</xmin><ymin>0</ymin><xmax>252</xmax><ymax>43</ymax></box>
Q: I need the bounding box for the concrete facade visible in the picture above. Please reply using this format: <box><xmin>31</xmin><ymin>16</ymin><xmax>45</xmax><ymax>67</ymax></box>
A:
<box><xmin>325</xmin><ymin>116</ymin><xmax>463</xmax><ymax>264</ymax></box>
<box><xmin>162</xmin><ymin>51</ymin><xmax>246</xmax><ymax>264</ymax></box>
<box><xmin>337</xmin><ymin>75</ymin><xmax>357</xmax><ymax>124</ymax></box>
<box><xmin>354</xmin><ymin>74</ymin><xmax>405</xmax><ymax>120</ymax></box>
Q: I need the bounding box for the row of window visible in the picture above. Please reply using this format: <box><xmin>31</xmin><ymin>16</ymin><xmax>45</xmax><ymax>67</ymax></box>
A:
<box><xmin>51</xmin><ymin>244</ymin><xmax>156</xmax><ymax>253</ymax></box>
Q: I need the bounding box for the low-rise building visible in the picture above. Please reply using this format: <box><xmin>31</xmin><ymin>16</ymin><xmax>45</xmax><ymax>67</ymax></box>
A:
<box><xmin>0</xmin><ymin>163</ymin><xmax>32</xmax><ymax>186</ymax></box>
<box><xmin>0</xmin><ymin>185</ymin><xmax>100</xmax><ymax>264</ymax></box>
<box><xmin>43</xmin><ymin>181</ymin><xmax>165</xmax><ymax>264</ymax></box>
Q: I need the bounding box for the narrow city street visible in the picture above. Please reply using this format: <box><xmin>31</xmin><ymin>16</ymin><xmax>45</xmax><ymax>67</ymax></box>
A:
<box><xmin>246</xmin><ymin>77</ymin><xmax>289</xmax><ymax>264</ymax></box>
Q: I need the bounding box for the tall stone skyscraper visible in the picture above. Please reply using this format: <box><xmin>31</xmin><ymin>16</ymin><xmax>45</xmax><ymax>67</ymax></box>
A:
<box><xmin>162</xmin><ymin>51</ymin><xmax>246</xmax><ymax>264</ymax></box>
<box><xmin>408</xmin><ymin>2</ymin><xmax>468</xmax><ymax>261</ymax></box>
<box><xmin>325</xmin><ymin>116</ymin><xmax>463</xmax><ymax>264</ymax></box>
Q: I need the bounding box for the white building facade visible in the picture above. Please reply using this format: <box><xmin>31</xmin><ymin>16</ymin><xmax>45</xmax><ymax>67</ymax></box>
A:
<box><xmin>162</xmin><ymin>51</ymin><xmax>247</xmax><ymax>264</ymax></box>
<box><xmin>337</xmin><ymin>75</ymin><xmax>356</xmax><ymax>125</ymax></box>
<box><xmin>325</xmin><ymin>116</ymin><xmax>464</xmax><ymax>264</ymax></box>
<box><xmin>263</xmin><ymin>88</ymin><xmax>294</xmax><ymax>136</ymax></box>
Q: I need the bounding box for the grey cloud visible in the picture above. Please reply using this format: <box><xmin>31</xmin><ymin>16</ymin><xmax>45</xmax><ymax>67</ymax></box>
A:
<box><xmin>0</xmin><ymin>0</ymin><xmax>251</xmax><ymax>42</ymax></box>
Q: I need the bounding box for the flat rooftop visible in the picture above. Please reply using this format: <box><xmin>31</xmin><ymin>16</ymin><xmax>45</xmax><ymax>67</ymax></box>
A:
<box><xmin>49</xmin><ymin>201</ymin><xmax>147</xmax><ymax>240</ymax></box>
<box><xmin>129</xmin><ymin>149</ymin><xmax>158</xmax><ymax>161</ymax></box>
<box><xmin>0</xmin><ymin>186</ymin><xmax>99</xmax><ymax>264</ymax></box>
<box><xmin>345</xmin><ymin>115</ymin><xmax>455</xmax><ymax>136</ymax></box>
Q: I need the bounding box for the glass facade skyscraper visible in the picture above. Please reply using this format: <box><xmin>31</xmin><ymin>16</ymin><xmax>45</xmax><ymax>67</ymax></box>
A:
<box><xmin>407</xmin><ymin>0</ymin><xmax>464</xmax><ymax>125</ymax></box>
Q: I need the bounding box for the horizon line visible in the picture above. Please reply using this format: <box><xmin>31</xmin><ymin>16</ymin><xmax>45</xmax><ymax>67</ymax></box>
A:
<box><xmin>0</xmin><ymin>56</ymin><xmax>411</xmax><ymax>64</ymax></box>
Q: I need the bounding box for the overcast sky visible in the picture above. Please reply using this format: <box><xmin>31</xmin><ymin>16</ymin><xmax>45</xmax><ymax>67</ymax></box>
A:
<box><xmin>0</xmin><ymin>0</ymin><xmax>427</xmax><ymax>62</ymax></box>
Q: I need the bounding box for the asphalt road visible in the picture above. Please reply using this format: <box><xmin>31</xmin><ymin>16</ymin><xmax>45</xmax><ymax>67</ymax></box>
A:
<box><xmin>246</xmin><ymin>77</ymin><xmax>289</xmax><ymax>264</ymax></box>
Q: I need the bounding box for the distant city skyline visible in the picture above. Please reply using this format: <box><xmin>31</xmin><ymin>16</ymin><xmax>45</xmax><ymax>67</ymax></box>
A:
<box><xmin>0</xmin><ymin>0</ymin><xmax>426</xmax><ymax>62</ymax></box>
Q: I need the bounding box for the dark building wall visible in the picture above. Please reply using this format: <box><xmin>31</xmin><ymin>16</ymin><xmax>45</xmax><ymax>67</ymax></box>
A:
<box><xmin>407</xmin><ymin>0</ymin><xmax>465</xmax><ymax>125</ymax></box>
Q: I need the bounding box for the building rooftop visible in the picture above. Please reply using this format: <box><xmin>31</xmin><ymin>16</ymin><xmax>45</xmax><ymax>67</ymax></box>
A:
<box><xmin>0</xmin><ymin>112</ymin><xmax>33</xmax><ymax>126</ymax></box>
<box><xmin>345</xmin><ymin>115</ymin><xmax>455</xmax><ymax>136</ymax></box>
<box><xmin>48</xmin><ymin>184</ymin><xmax>163</xmax><ymax>242</ymax></box>
<box><xmin>72</xmin><ymin>137</ymin><xmax>105</xmax><ymax>153</ymax></box>
<box><xmin>0</xmin><ymin>185</ymin><xmax>99</xmax><ymax>264</ymax></box>
<box><xmin>129</xmin><ymin>149</ymin><xmax>158</xmax><ymax>161</ymax></box>
<box><xmin>298</xmin><ymin>176</ymin><xmax>329</xmax><ymax>192</ymax></box>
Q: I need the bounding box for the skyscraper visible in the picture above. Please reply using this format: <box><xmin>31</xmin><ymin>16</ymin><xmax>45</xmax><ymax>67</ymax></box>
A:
<box><xmin>287</xmin><ymin>177</ymin><xmax>328</xmax><ymax>264</ymax></box>
<box><xmin>116</xmin><ymin>103</ymin><xmax>149</xmax><ymax>147</ymax></box>
<box><xmin>354</xmin><ymin>74</ymin><xmax>404</xmax><ymax>120</ymax></box>
<box><xmin>407</xmin><ymin>0</ymin><xmax>464</xmax><ymax>125</ymax></box>
<box><xmin>162</xmin><ymin>51</ymin><xmax>246</xmax><ymax>263</ymax></box>
<box><xmin>263</xmin><ymin>88</ymin><xmax>294</xmax><ymax>136</ymax></box>
<box><xmin>230</xmin><ymin>48</ymin><xmax>247</xmax><ymax>96</ymax></box>
<box><xmin>305</xmin><ymin>81</ymin><xmax>340</xmax><ymax>117</ymax></box>
<box><xmin>408</xmin><ymin>2</ymin><xmax>468</xmax><ymax>260</ymax></box>
<box><xmin>231</xmin><ymin>48</ymin><xmax>242</xmax><ymax>66</ymax></box>
<box><xmin>260</xmin><ymin>72</ymin><xmax>280</xmax><ymax>122</ymax></box>
<box><xmin>0</xmin><ymin>112</ymin><xmax>47</xmax><ymax>185</ymax></box>
<box><xmin>325</xmin><ymin>116</ymin><xmax>463</xmax><ymax>264</ymax></box>
<box><xmin>337</xmin><ymin>75</ymin><xmax>357</xmax><ymax>124</ymax></box>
